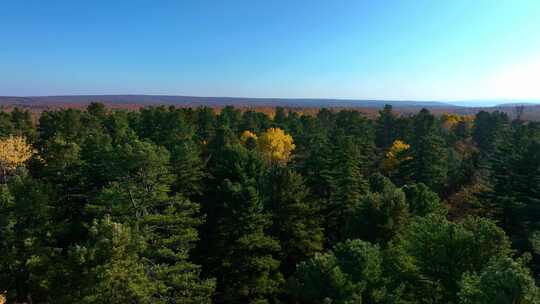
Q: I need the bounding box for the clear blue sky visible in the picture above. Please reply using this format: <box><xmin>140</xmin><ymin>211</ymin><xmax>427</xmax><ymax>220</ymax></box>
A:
<box><xmin>2</xmin><ymin>0</ymin><xmax>540</xmax><ymax>103</ymax></box>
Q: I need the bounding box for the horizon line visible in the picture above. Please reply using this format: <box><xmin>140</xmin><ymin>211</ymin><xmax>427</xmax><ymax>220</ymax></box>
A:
<box><xmin>2</xmin><ymin>93</ymin><xmax>540</xmax><ymax>103</ymax></box>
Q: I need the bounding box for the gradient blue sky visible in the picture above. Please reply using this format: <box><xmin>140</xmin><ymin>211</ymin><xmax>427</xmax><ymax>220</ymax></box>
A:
<box><xmin>2</xmin><ymin>0</ymin><xmax>540</xmax><ymax>102</ymax></box>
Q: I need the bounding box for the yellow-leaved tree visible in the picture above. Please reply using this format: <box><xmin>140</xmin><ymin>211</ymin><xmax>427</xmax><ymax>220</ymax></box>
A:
<box><xmin>240</xmin><ymin>130</ymin><xmax>258</xmax><ymax>144</ymax></box>
<box><xmin>382</xmin><ymin>140</ymin><xmax>410</xmax><ymax>174</ymax></box>
<box><xmin>240</xmin><ymin>130</ymin><xmax>258</xmax><ymax>150</ymax></box>
<box><xmin>441</xmin><ymin>113</ymin><xmax>474</xmax><ymax>131</ymax></box>
<box><xmin>0</xmin><ymin>135</ymin><xmax>34</xmax><ymax>181</ymax></box>
<box><xmin>257</xmin><ymin>127</ymin><xmax>295</xmax><ymax>164</ymax></box>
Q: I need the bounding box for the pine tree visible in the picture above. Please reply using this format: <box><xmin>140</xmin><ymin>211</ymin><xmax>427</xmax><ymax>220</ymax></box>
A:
<box><xmin>10</xmin><ymin>107</ymin><xmax>36</xmax><ymax>141</ymax></box>
<box><xmin>135</xmin><ymin>106</ymin><xmax>195</xmax><ymax>149</ymax></box>
<box><xmin>170</xmin><ymin>139</ymin><xmax>206</xmax><ymax>198</ymax></box>
<box><xmin>264</xmin><ymin>166</ymin><xmax>324</xmax><ymax>276</ymax></box>
<box><xmin>195</xmin><ymin>107</ymin><xmax>217</xmax><ymax>142</ymax></box>
<box><xmin>390</xmin><ymin>215</ymin><xmax>512</xmax><ymax>302</ymax></box>
<box><xmin>143</xmin><ymin>195</ymin><xmax>215</xmax><ymax>304</ymax></box>
<box><xmin>0</xmin><ymin>109</ymin><xmax>14</xmax><ymax>138</ymax></box>
<box><xmin>473</xmin><ymin>111</ymin><xmax>510</xmax><ymax>157</ymax></box>
<box><xmin>375</xmin><ymin>104</ymin><xmax>398</xmax><ymax>150</ymax></box>
<box><xmin>289</xmin><ymin>239</ymin><xmax>385</xmax><ymax>304</ymax></box>
<box><xmin>402</xmin><ymin>183</ymin><xmax>445</xmax><ymax>217</ymax></box>
<box><xmin>79</xmin><ymin>218</ymin><xmax>156</xmax><ymax>304</ymax></box>
<box><xmin>200</xmin><ymin>144</ymin><xmax>283</xmax><ymax>303</ymax></box>
<box><xmin>325</xmin><ymin>134</ymin><xmax>368</xmax><ymax>245</ymax></box>
<box><xmin>345</xmin><ymin>174</ymin><xmax>409</xmax><ymax>244</ymax></box>
<box><xmin>486</xmin><ymin>129</ymin><xmax>540</xmax><ymax>274</ymax></box>
<box><xmin>0</xmin><ymin>176</ymin><xmax>53</xmax><ymax>303</ymax></box>
<box><xmin>459</xmin><ymin>256</ymin><xmax>540</xmax><ymax>304</ymax></box>
<box><xmin>217</xmin><ymin>105</ymin><xmax>242</xmax><ymax>132</ymax></box>
<box><xmin>92</xmin><ymin>138</ymin><xmax>215</xmax><ymax>303</ymax></box>
<box><xmin>401</xmin><ymin>109</ymin><xmax>448</xmax><ymax>192</ymax></box>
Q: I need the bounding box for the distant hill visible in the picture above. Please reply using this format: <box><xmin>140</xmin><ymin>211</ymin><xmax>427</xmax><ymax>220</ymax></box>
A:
<box><xmin>0</xmin><ymin>95</ymin><xmax>458</xmax><ymax>109</ymax></box>
<box><xmin>448</xmin><ymin>100</ymin><xmax>540</xmax><ymax>107</ymax></box>
<box><xmin>494</xmin><ymin>102</ymin><xmax>540</xmax><ymax>107</ymax></box>
<box><xmin>4</xmin><ymin>94</ymin><xmax>540</xmax><ymax>120</ymax></box>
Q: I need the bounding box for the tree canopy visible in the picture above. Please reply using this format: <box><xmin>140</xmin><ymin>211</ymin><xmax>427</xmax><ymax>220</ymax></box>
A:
<box><xmin>0</xmin><ymin>104</ymin><xmax>539</xmax><ymax>303</ymax></box>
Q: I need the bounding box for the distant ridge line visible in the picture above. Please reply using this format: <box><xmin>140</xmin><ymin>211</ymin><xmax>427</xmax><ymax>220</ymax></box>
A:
<box><xmin>0</xmin><ymin>94</ymin><xmax>458</xmax><ymax>108</ymax></box>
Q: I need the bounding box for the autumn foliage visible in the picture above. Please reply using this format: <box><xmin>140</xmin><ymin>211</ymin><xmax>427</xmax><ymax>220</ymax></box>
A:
<box><xmin>240</xmin><ymin>130</ymin><xmax>258</xmax><ymax>144</ymax></box>
<box><xmin>0</xmin><ymin>135</ymin><xmax>34</xmax><ymax>177</ymax></box>
<box><xmin>2</xmin><ymin>104</ymin><xmax>540</xmax><ymax>303</ymax></box>
<box><xmin>256</xmin><ymin>127</ymin><xmax>295</xmax><ymax>164</ymax></box>
<box><xmin>382</xmin><ymin>139</ymin><xmax>410</xmax><ymax>173</ymax></box>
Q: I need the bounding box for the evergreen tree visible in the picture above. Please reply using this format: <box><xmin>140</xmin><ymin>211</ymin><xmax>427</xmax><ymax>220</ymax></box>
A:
<box><xmin>264</xmin><ymin>166</ymin><xmax>324</xmax><ymax>276</ymax></box>
<box><xmin>459</xmin><ymin>256</ymin><xmax>539</xmax><ymax>304</ymax></box>
<box><xmin>92</xmin><ymin>138</ymin><xmax>215</xmax><ymax>303</ymax></box>
<box><xmin>401</xmin><ymin>109</ymin><xmax>448</xmax><ymax>192</ymax></box>
<box><xmin>487</xmin><ymin>131</ymin><xmax>540</xmax><ymax>275</ymax></box>
<box><xmin>78</xmin><ymin>218</ymin><xmax>155</xmax><ymax>304</ymax></box>
<box><xmin>143</xmin><ymin>195</ymin><xmax>215</xmax><ymax>304</ymax></box>
<box><xmin>135</xmin><ymin>106</ymin><xmax>194</xmax><ymax>149</ymax></box>
<box><xmin>195</xmin><ymin>107</ymin><xmax>216</xmax><ymax>142</ymax></box>
<box><xmin>389</xmin><ymin>215</ymin><xmax>512</xmax><ymax>303</ymax></box>
<box><xmin>402</xmin><ymin>183</ymin><xmax>445</xmax><ymax>217</ymax></box>
<box><xmin>201</xmin><ymin>144</ymin><xmax>283</xmax><ymax>303</ymax></box>
<box><xmin>345</xmin><ymin>174</ymin><xmax>409</xmax><ymax>244</ymax></box>
<box><xmin>0</xmin><ymin>109</ymin><xmax>14</xmax><ymax>137</ymax></box>
<box><xmin>37</xmin><ymin>109</ymin><xmax>86</xmax><ymax>148</ymax></box>
<box><xmin>473</xmin><ymin>111</ymin><xmax>510</xmax><ymax>157</ymax></box>
<box><xmin>10</xmin><ymin>107</ymin><xmax>36</xmax><ymax>141</ymax></box>
<box><xmin>375</xmin><ymin>104</ymin><xmax>398</xmax><ymax>150</ymax></box>
<box><xmin>170</xmin><ymin>139</ymin><xmax>206</xmax><ymax>198</ymax></box>
<box><xmin>325</xmin><ymin>134</ymin><xmax>369</xmax><ymax>245</ymax></box>
<box><xmin>239</xmin><ymin>110</ymin><xmax>272</xmax><ymax>134</ymax></box>
<box><xmin>289</xmin><ymin>239</ymin><xmax>385</xmax><ymax>304</ymax></box>
<box><xmin>273</xmin><ymin>106</ymin><xmax>287</xmax><ymax>128</ymax></box>
<box><xmin>217</xmin><ymin>105</ymin><xmax>242</xmax><ymax>133</ymax></box>
<box><xmin>0</xmin><ymin>176</ymin><xmax>53</xmax><ymax>303</ymax></box>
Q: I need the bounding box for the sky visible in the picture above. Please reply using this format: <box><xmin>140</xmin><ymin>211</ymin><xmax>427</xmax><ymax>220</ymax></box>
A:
<box><xmin>1</xmin><ymin>0</ymin><xmax>540</xmax><ymax>104</ymax></box>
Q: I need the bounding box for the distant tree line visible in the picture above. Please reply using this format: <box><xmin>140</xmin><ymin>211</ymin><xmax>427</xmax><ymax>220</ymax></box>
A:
<box><xmin>0</xmin><ymin>103</ymin><xmax>539</xmax><ymax>303</ymax></box>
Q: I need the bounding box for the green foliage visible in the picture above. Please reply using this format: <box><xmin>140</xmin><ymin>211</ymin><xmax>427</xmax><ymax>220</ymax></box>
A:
<box><xmin>345</xmin><ymin>174</ymin><xmax>409</xmax><ymax>244</ymax></box>
<box><xmin>289</xmin><ymin>239</ymin><xmax>385</xmax><ymax>304</ymax></box>
<box><xmin>89</xmin><ymin>136</ymin><xmax>215</xmax><ymax>303</ymax></box>
<box><xmin>323</xmin><ymin>134</ymin><xmax>369</xmax><ymax>245</ymax></box>
<box><xmin>170</xmin><ymin>139</ymin><xmax>206</xmax><ymax>197</ymax></box>
<box><xmin>78</xmin><ymin>218</ymin><xmax>155</xmax><ymax>304</ymax></box>
<box><xmin>135</xmin><ymin>106</ymin><xmax>195</xmax><ymax>149</ymax></box>
<box><xmin>401</xmin><ymin>109</ymin><xmax>448</xmax><ymax>192</ymax></box>
<box><xmin>201</xmin><ymin>144</ymin><xmax>283</xmax><ymax>303</ymax></box>
<box><xmin>459</xmin><ymin>256</ymin><xmax>539</xmax><ymax>304</ymax></box>
<box><xmin>375</xmin><ymin>104</ymin><xmax>398</xmax><ymax>150</ymax></box>
<box><xmin>390</xmin><ymin>215</ymin><xmax>512</xmax><ymax>303</ymax></box>
<box><xmin>473</xmin><ymin>111</ymin><xmax>510</xmax><ymax>157</ymax></box>
<box><xmin>264</xmin><ymin>166</ymin><xmax>324</xmax><ymax>275</ymax></box>
<box><xmin>143</xmin><ymin>195</ymin><xmax>215</xmax><ymax>304</ymax></box>
<box><xmin>0</xmin><ymin>176</ymin><xmax>53</xmax><ymax>303</ymax></box>
<box><xmin>2</xmin><ymin>104</ymin><xmax>540</xmax><ymax>303</ymax></box>
<box><xmin>402</xmin><ymin>183</ymin><xmax>445</xmax><ymax>217</ymax></box>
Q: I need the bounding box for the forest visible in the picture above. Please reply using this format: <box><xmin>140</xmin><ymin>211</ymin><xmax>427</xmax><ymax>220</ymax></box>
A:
<box><xmin>0</xmin><ymin>103</ymin><xmax>539</xmax><ymax>303</ymax></box>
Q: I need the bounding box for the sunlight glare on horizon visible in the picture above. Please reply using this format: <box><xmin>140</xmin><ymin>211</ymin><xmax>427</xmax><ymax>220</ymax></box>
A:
<box><xmin>488</xmin><ymin>56</ymin><xmax>540</xmax><ymax>100</ymax></box>
<box><xmin>1</xmin><ymin>0</ymin><xmax>540</xmax><ymax>104</ymax></box>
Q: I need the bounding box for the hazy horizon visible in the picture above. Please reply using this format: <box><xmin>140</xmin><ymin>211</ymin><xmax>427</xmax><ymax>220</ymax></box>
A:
<box><xmin>2</xmin><ymin>1</ymin><xmax>540</xmax><ymax>104</ymax></box>
<box><xmin>3</xmin><ymin>93</ymin><xmax>540</xmax><ymax>108</ymax></box>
